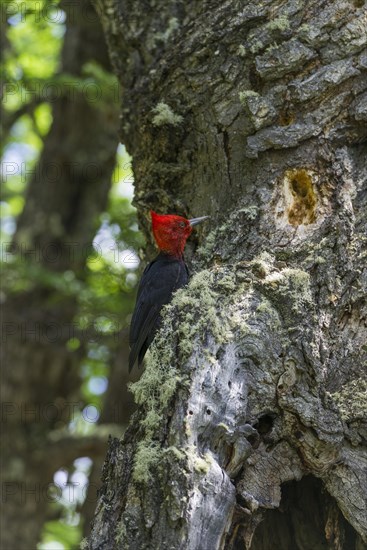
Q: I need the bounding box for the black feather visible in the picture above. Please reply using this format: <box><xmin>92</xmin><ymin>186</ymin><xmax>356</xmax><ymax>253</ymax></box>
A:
<box><xmin>128</xmin><ymin>252</ymin><xmax>189</xmax><ymax>372</ymax></box>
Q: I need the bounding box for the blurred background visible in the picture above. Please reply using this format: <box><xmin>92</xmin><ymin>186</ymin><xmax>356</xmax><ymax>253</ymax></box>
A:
<box><xmin>1</xmin><ymin>1</ymin><xmax>144</xmax><ymax>548</ymax></box>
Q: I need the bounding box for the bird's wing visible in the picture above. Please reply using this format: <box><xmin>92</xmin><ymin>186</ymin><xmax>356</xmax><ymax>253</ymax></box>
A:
<box><xmin>128</xmin><ymin>255</ymin><xmax>188</xmax><ymax>372</ymax></box>
<box><xmin>129</xmin><ymin>259</ymin><xmax>160</xmax><ymax>349</ymax></box>
<box><xmin>128</xmin><ymin>303</ymin><xmax>160</xmax><ymax>372</ymax></box>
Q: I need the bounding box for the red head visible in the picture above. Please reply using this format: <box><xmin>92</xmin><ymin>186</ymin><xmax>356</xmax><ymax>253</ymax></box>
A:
<box><xmin>150</xmin><ymin>210</ymin><xmax>209</xmax><ymax>257</ymax></box>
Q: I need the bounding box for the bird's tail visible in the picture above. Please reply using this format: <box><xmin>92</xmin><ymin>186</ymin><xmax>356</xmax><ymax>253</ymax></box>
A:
<box><xmin>128</xmin><ymin>344</ymin><xmax>138</xmax><ymax>373</ymax></box>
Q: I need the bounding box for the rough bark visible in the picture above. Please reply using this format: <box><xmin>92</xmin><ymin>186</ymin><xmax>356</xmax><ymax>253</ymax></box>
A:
<box><xmin>1</xmin><ymin>1</ymin><xmax>120</xmax><ymax>548</ymax></box>
<box><xmin>90</xmin><ymin>0</ymin><xmax>366</xmax><ymax>548</ymax></box>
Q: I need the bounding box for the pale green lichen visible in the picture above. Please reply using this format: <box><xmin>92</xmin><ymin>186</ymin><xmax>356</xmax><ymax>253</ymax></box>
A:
<box><xmin>250</xmin><ymin>40</ymin><xmax>263</xmax><ymax>54</ymax></box>
<box><xmin>129</xmin><ymin>338</ymin><xmax>181</xmax><ymax>436</ymax></box>
<box><xmin>115</xmin><ymin>521</ymin><xmax>127</xmax><ymax>545</ymax></box>
<box><xmin>217</xmin><ymin>422</ymin><xmax>231</xmax><ymax>431</ymax></box>
<box><xmin>171</xmin><ymin>269</ymin><xmax>230</xmax><ymax>351</ymax></box>
<box><xmin>256</xmin><ymin>299</ymin><xmax>274</xmax><ymax>314</ymax></box>
<box><xmin>130</xmin><ymin>306</ymin><xmax>179</xmax><ymax>394</ymax></box>
<box><xmin>217</xmin><ymin>273</ymin><xmax>237</xmax><ymax>292</ymax></box>
<box><xmin>194</xmin><ymin>456</ymin><xmax>211</xmax><ymax>474</ymax></box>
<box><xmin>166</xmin><ymin>446</ymin><xmax>186</xmax><ymax>460</ymax></box>
<box><xmin>250</xmin><ymin>251</ymin><xmax>275</xmax><ymax>278</ymax></box>
<box><xmin>267</xmin><ymin>16</ymin><xmax>290</xmax><ymax>32</ymax></box>
<box><xmin>129</xmin><ymin>313</ymin><xmax>183</xmax><ymax>482</ymax></box>
<box><xmin>196</xmin><ymin>229</ymin><xmax>217</xmax><ymax>259</ymax></box>
<box><xmin>228</xmin><ymin>298</ymin><xmax>252</xmax><ymax>337</ymax></box>
<box><xmin>328</xmin><ymin>378</ymin><xmax>367</xmax><ymax>421</ymax></box>
<box><xmin>239</xmin><ymin>90</ymin><xmax>260</xmax><ymax>105</ymax></box>
<box><xmin>80</xmin><ymin>538</ymin><xmax>89</xmax><ymax>550</ymax></box>
<box><xmin>132</xmin><ymin>441</ymin><xmax>162</xmax><ymax>483</ymax></box>
<box><xmin>239</xmin><ymin>205</ymin><xmax>259</xmax><ymax>220</ymax></box>
<box><xmin>185</xmin><ymin>446</ymin><xmax>213</xmax><ymax>474</ymax></box>
<box><xmin>266</xmin><ymin>42</ymin><xmax>280</xmax><ymax>53</ymax></box>
<box><xmin>237</xmin><ymin>44</ymin><xmax>247</xmax><ymax>57</ymax></box>
<box><xmin>129</xmin><ymin>268</ymin><xmax>236</xmax><ymax>483</ymax></box>
<box><xmin>156</xmin><ymin>17</ymin><xmax>179</xmax><ymax>42</ymax></box>
<box><xmin>152</xmin><ymin>102</ymin><xmax>183</xmax><ymax>126</ymax></box>
<box><xmin>264</xmin><ymin>268</ymin><xmax>312</xmax><ymax>312</ymax></box>
<box><xmin>247</xmin><ymin>253</ymin><xmax>312</xmax><ymax>316</ymax></box>
<box><xmin>184</xmin><ymin>418</ymin><xmax>192</xmax><ymax>438</ymax></box>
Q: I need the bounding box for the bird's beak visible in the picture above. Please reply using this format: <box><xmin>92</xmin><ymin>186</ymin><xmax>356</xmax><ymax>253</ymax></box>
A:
<box><xmin>189</xmin><ymin>216</ymin><xmax>210</xmax><ymax>227</ymax></box>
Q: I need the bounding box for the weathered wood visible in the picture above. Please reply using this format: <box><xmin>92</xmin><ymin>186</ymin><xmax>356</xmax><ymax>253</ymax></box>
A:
<box><xmin>89</xmin><ymin>0</ymin><xmax>367</xmax><ymax>548</ymax></box>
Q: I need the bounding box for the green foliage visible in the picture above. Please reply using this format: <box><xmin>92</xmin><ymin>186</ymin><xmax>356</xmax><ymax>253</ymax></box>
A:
<box><xmin>39</xmin><ymin>520</ymin><xmax>81</xmax><ymax>550</ymax></box>
<box><xmin>2</xmin><ymin>3</ymin><xmax>143</xmax><ymax>548</ymax></box>
<box><xmin>6</xmin><ymin>2</ymin><xmax>62</xmax><ymax>80</ymax></box>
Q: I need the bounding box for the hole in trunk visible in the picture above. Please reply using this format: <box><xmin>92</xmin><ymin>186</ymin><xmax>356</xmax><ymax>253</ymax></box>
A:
<box><xmin>254</xmin><ymin>414</ymin><xmax>274</xmax><ymax>435</ymax></box>
<box><xmin>250</xmin><ymin>476</ymin><xmax>360</xmax><ymax>550</ymax></box>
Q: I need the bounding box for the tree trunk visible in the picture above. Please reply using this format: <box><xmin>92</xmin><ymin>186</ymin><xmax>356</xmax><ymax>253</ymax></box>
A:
<box><xmin>1</xmin><ymin>1</ymin><xmax>119</xmax><ymax>548</ymax></box>
<box><xmin>89</xmin><ymin>0</ymin><xmax>366</xmax><ymax>548</ymax></box>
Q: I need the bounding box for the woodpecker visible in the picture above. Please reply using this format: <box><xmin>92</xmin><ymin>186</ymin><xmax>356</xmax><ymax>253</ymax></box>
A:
<box><xmin>128</xmin><ymin>210</ymin><xmax>209</xmax><ymax>372</ymax></box>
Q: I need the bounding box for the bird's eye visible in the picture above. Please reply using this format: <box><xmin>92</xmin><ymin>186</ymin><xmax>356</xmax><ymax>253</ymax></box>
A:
<box><xmin>179</xmin><ymin>221</ymin><xmax>186</xmax><ymax>228</ymax></box>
